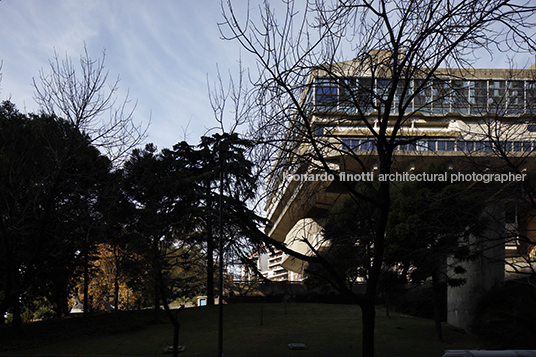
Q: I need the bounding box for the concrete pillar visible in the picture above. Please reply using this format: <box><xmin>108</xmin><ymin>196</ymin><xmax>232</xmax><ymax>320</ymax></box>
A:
<box><xmin>447</xmin><ymin>202</ymin><xmax>505</xmax><ymax>332</ymax></box>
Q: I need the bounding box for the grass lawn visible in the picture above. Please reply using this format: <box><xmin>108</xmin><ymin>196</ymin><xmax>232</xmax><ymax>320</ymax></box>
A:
<box><xmin>0</xmin><ymin>303</ymin><xmax>479</xmax><ymax>357</ymax></box>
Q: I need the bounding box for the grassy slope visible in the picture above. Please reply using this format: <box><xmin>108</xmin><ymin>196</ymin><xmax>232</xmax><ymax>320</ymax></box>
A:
<box><xmin>0</xmin><ymin>303</ymin><xmax>479</xmax><ymax>357</ymax></box>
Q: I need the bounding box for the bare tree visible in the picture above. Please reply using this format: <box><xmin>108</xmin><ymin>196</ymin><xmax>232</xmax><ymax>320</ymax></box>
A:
<box><xmin>220</xmin><ymin>1</ymin><xmax>536</xmax><ymax>356</ymax></box>
<box><xmin>208</xmin><ymin>59</ymin><xmax>252</xmax><ymax>135</ymax></box>
<box><xmin>33</xmin><ymin>44</ymin><xmax>148</xmax><ymax>164</ymax></box>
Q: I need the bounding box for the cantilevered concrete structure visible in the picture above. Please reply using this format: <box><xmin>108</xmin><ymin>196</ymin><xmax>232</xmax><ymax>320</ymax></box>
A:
<box><xmin>264</xmin><ymin>50</ymin><xmax>536</xmax><ymax>330</ymax></box>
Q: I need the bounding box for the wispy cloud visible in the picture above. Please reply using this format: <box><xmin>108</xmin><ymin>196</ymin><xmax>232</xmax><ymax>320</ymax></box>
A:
<box><xmin>0</xmin><ymin>0</ymin><xmax>249</xmax><ymax>150</ymax></box>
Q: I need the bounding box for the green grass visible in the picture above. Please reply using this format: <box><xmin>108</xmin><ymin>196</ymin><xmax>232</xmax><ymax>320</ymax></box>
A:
<box><xmin>0</xmin><ymin>303</ymin><xmax>479</xmax><ymax>357</ymax></box>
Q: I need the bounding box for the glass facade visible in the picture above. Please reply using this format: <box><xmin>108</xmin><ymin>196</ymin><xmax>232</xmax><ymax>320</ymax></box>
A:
<box><xmin>342</xmin><ymin>138</ymin><xmax>536</xmax><ymax>153</ymax></box>
<box><xmin>312</xmin><ymin>77</ymin><xmax>536</xmax><ymax>115</ymax></box>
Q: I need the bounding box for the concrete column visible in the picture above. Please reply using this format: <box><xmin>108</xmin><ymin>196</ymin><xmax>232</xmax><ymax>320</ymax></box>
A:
<box><xmin>447</xmin><ymin>202</ymin><xmax>505</xmax><ymax>332</ymax></box>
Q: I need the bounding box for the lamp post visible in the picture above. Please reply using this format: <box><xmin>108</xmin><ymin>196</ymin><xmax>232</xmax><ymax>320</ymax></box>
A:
<box><xmin>218</xmin><ymin>142</ymin><xmax>225</xmax><ymax>357</ymax></box>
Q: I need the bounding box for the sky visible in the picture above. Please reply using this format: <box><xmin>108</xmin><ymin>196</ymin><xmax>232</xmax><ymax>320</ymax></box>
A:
<box><xmin>1</xmin><ymin>1</ymin><xmax>535</xmax><ymax>154</ymax></box>
<box><xmin>0</xmin><ymin>0</ymin><xmax>253</xmax><ymax>152</ymax></box>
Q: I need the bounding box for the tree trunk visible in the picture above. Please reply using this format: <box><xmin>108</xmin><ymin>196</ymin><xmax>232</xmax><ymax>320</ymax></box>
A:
<box><xmin>432</xmin><ymin>269</ymin><xmax>443</xmax><ymax>342</ymax></box>
<box><xmin>207</xmin><ymin>220</ymin><xmax>215</xmax><ymax>306</ymax></box>
<box><xmin>385</xmin><ymin>291</ymin><xmax>390</xmax><ymax>318</ymax></box>
<box><xmin>361</xmin><ymin>300</ymin><xmax>376</xmax><ymax>357</ymax></box>
<box><xmin>157</xmin><ymin>259</ymin><xmax>183</xmax><ymax>357</ymax></box>
<box><xmin>48</xmin><ymin>280</ymin><xmax>69</xmax><ymax>318</ymax></box>
<box><xmin>4</xmin><ymin>253</ymin><xmax>22</xmax><ymax>328</ymax></box>
<box><xmin>61</xmin><ymin>288</ymin><xmax>69</xmax><ymax>317</ymax></box>
<box><xmin>114</xmin><ymin>245</ymin><xmax>120</xmax><ymax>311</ymax></box>
<box><xmin>152</xmin><ymin>238</ymin><xmax>161</xmax><ymax>323</ymax></box>
<box><xmin>50</xmin><ymin>294</ymin><xmax>62</xmax><ymax>319</ymax></box>
<box><xmin>83</xmin><ymin>249</ymin><xmax>89</xmax><ymax>318</ymax></box>
<box><xmin>114</xmin><ymin>267</ymin><xmax>120</xmax><ymax>311</ymax></box>
<box><xmin>11</xmin><ymin>293</ymin><xmax>22</xmax><ymax>330</ymax></box>
<box><xmin>172</xmin><ymin>321</ymin><xmax>180</xmax><ymax>357</ymax></box>
<box><xmin>153</xmin><ymin>278</ymin><xmax>161</xmax><ymax>323</ymax></box>
<box><xmin>0</xmin><ymin>300</ymin><xmax>7</xmax><ymax>325</ymax></box>
<box><xmin>361</xmin><ymin>159</ymin><xmax>391</xmax><ymax>357</ymax></box>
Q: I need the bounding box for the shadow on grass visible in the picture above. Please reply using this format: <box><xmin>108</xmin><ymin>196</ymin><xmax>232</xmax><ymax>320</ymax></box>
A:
<box><xmin>0</xmin><ymin>304</ymin><xmax>478</xmax><ymax>357</ymax></box>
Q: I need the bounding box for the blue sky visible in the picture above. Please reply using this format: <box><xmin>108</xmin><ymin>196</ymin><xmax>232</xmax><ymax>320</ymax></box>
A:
<box><xmin>0</xmin><ymin>0</ymin><xmax>251</xmax><ymax>151</ymax></box>
<box><xmin>1</xmin><ymin>1</ymin><xmax>535</xmax><ymax>153</ymax></box>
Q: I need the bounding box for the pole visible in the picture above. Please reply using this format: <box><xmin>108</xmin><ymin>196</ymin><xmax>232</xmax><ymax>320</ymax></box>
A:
<box><xmin>218</xmin><ymin>143</ymin><xmax>225</xmax><ymax>357</ymax></box>
<box><xmin>83</xmin><ymin>234</ymin><xmax>89</xmax><ymax>318</ymax></box>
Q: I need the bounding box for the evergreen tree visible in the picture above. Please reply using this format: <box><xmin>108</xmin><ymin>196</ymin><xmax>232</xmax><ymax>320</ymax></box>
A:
<box><xmin>0</xmin><ymin>100</ymin><xmax>111</xmax><ymax>326</ymax></box>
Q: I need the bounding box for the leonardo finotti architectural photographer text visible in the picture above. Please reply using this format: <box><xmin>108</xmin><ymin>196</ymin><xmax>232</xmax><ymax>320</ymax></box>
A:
<box><xmin>285</xmin><ymin>171</ymin><xmax>527</xmax><ymax>184</ymax></box>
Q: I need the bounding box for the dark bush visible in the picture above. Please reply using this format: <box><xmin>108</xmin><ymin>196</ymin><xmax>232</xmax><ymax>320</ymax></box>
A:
<box><xmin>472</xmin><ymin>279</ymin><xmax>536</xmax><ymax>349</ymax></box>
<box><xmin>392</xmin><ymin>283</ymin><xmax>447</xmax><ymax>320</ymax></box>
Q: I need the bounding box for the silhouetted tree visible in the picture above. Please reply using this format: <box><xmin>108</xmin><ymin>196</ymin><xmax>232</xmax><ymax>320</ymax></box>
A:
<box><xmin>195</xmin><ymin>133</ymin><xmax>258</xmax><ymax>305</ymax></box>
<box><xmin>0</xmin><ymin>100</ymin><xmax>111</xmax><ymax>327</ymax></box>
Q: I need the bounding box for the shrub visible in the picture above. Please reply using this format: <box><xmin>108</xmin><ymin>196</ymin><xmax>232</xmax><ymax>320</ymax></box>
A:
<box><xmin>472</xmin><ymin>279</ymin><xmax>536</xmax><ymax>349</ymax></box>
<box><xmin>392</xmin><ymin>283</ymin><xmax>447</xmax><ymax>320</ymax></box>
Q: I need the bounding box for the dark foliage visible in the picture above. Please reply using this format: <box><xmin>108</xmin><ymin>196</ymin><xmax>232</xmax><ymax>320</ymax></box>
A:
<box><xmin>472</xmin><ymin>279</ymin><xmax>536</xmax><ymax>349</ymax></box>
<box><xmin>0</xmin><ymin>100</ymin><xmax>112</xmax><ymax>326</ymax></box>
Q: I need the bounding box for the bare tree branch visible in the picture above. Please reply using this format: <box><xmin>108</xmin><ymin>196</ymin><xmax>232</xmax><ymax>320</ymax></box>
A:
<box><xmin>33</xmin><ymin>44</ymin><xmax>149</xmax><ymax>165</ymax></box>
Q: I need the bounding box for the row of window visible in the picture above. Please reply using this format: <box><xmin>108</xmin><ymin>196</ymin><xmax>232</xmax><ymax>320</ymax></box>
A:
<box><xmin>313</xmin><ymin>77</ymin><xmax>536</xmax><ymax>115</ymax></box>
<box><xmin>342</xmin><ymin>138</ymin><xmax>536</xmax><ymax>153</ymax></box>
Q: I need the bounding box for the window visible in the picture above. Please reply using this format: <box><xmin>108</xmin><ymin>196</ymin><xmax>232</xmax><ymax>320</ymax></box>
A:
<box><xmin>311</xmin><ymin>77</ymin><xmax>536</xmax><ymax>116</ymax></box>
<box><xmin>417</xmin><ymin>140</ymin><xmax>428</xmax><ymax>151</ymax></box>
<box><xmin>513</xmin><ymin>141</ymin><xmax>523</xmax><ymax>152</ymax></box>
<box><xmin>432</xmin><ymin>79</ymin><xmax>451</xmax><ymax>114</ymax></box>
<box><xmin>469</xmin><ymin>80</ymin><xmax>488</xmax><ymax>114</ymax></box>
<box><xmin>508</xmin><ymin>81</ymin><xmax>524</xmax><ymax>114</ymax></box>
<box><xmin>456</xmin><ymin>141</ymin><xmax>465</xmax><ymax>152</ymax></box>
<box><xmin>375</xmin><ymin>78</ymin><xmax>410</xmax><ymax>114</ymax></box>
<box><xmin>523</xmin><ymin>141</ymin><xmax>532</xmax><ymax>152</ymax></box>
<box><xmin>499</xmin><ymin>141</ymin><xmax>511</xmax><ymax>152</ymax></box>
<box><xmin>484</xmin><ymin>142</ymin><xmax>494</xmax><ymax>152</ymax></box>
<box><xmin>527</xmin><ymin>82</ymin><xmax>536</xmax><ymax>114</ymax></box>
<box><xmin>488</xmin><ymin>80</ymin><xmax>506</xmax><ymax>113</ymax></box>
<box><xmin>361</xmin><ymin>140</ymin><xmax>376</xmax><ymax>151</ymax></box>
<box><xmin>339</xmin><ymin>78</ymin><xmax>356</xmax><ymax>113</ymax></box>
<box><xmin>465</xmin><ymin>141</ymin><xmax>475</xmax><ymax>152</ymax></box>
<box><xmin>315</xmin><ymin>78</ymin><xmax>338</xmax><ymax>111</ymax></box>
<box><xmin>413</xmin><ymin>79</ymin><xmax>432</xmax><ymax>113</ymax></box>
<box><xmin>342</xmin><ymin>139</ymin><xmax>359</xmax><ymax>150</ymax></box>
<box><xmin>375</xmin><ymin>78</ymin><xmax>392</xmax><ymax>111</ymax></box>
<box><xmin>357</xmin><ymin>78</ymin><xmax>374</xmax><ymax>113</ymax></box>
<box><xmin>452</xmin><ymin>80</ymin><xmax>469</xmax><ymax>114</ymax></box>
<box><xmin>341</xmin><ymin>139</ymin><xmax>377</xmax><ymax>151</ymax></box>
<box><xmin>392</xmin><ymin>79</ymin><xmax>411</xmax><ymax>114</ymax></box>
<box><xmin>437</xmin><ymin>140</ymin><xmax>454</xmax><ymax>151</ymax></box>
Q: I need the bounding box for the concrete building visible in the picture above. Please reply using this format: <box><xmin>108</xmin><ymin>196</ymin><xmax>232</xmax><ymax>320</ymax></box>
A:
<box><xmin>241</xmin><ymin>247</ymin><xmax>304</xmax><ymax>282</ymax></box>
<box><xmin>263</xmin><ymin>50</ymin><xmax>536</xmax><ymax>331</ymax></box>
